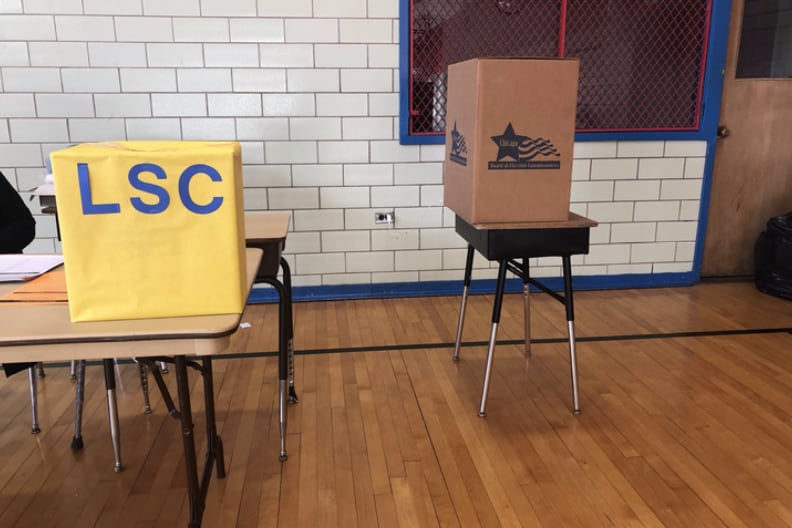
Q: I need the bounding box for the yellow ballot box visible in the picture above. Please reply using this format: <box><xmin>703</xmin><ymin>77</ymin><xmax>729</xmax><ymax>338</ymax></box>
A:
<box><xmin>50</xmin><ymin>141</ymin><xmax>247</xmax><ymax>322</ymax></box>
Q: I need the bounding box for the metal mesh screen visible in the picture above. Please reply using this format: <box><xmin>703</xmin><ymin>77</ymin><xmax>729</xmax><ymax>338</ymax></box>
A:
<box><xmin>410</xmin><ymin>0</ymin><xmax>561</xmax><ymax>134</ymax></box>
<box><xmin>408</xmin><ymin>0</ymin><xmax>712</xmax><ymax>136</ymax></box>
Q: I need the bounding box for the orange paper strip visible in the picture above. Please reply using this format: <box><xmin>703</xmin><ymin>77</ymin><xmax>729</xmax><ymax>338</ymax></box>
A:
<box><xmin>0</xmin><ymin>270</ymin><xmax>68</xmax><ymax>303</ymax></box>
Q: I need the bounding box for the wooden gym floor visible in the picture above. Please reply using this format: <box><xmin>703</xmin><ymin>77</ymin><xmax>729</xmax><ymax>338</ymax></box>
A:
<box><xmin>0</xmin><ymin>281</ymin><xmax>791</xmax><ymax>527</ymax></box>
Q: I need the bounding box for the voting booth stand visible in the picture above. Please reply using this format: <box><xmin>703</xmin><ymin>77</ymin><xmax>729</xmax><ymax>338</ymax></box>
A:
<box><xmin>51</xmin><ymin>141</ymin><xmax>247</xmax><ymax>322</ymax></box>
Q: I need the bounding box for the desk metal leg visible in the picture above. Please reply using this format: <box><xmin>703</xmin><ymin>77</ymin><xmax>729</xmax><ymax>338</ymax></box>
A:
<box><xmin>261</xmin><ymin>277</ymin><xmax>289</xmax><ymax>462</ymax></box>
<box><xmin>562</xmin><ymin>256</ymin><xmax>581</xmax><ymax>414</ymax></box>
<box><xmin>140</xmin><ymin>355</ymin><xmax>224</xmax><ymax>527</ymax></box>
<box><xmin>173</xmin><ymin>356</ymin><xmax>202</xmax><ymax>527</ymax></box>
<box><xmin>522</xmin><ymin>259</ymin><xmax>531</xmax><ymax>358</ymax></box>
<box><xmin>201</xmin><ymin>357</ymin><xmax>225</xmax><ymax>479</ymax></box>
<box><xmin>71</xmin><ymin>360</ymin><xmax>86</xmax><ymax>450</ymax></box>
<box><xmin>103</xmin><ymin>358</ymin><xmax>124</xmax><ymax>472</ymax></box>
<box><xmin>280</xmin><ymin>257</ymin><xmax>298</xmax><ymax>404</ymax></box>
<box><xmin>479</xmin><ymin>260</ymin><xmax>508</xmax><ymax>417</ymax></box>
<box><xmin>28</xmin><ymin>367</ymin><xmax>40</xmax><ymax>434</ymax></box>
<box><xmin>138</xmin><ymin>363</ymin><xmax>152</xmax><ymax>414</ymax></box>
<box><xmin>453</xmin><ymin>245</ymin><xmax>475</xmax><ymax>361</ymax></box>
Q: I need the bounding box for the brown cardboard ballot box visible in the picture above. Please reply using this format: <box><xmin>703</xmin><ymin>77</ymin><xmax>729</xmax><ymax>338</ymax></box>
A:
<box><xmin>443</xmin><ymin>57</ymin><xmax>580</xmax><ymax>224</ymax></box>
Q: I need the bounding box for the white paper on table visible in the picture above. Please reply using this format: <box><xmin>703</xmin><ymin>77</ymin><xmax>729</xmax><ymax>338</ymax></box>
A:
<box><xmin>0</xmin><ymin>254</ymin><xmax>64</xmax><ymax>282</ymax></box>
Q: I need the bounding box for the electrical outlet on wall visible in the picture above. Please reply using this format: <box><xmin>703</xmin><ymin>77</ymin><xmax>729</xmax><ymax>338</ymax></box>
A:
<box><xmin>374</xmin><ymin>211</ymin><xmax>394</xmax><ymax>224</ymax></box>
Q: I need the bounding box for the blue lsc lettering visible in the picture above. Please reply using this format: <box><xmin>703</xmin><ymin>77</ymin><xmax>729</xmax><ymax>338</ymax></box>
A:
<box><xmin>129</xmin><ymin>163</ymin><xmax>170</xmax><ymax>214</ymax></box>
<box><xmin>77</xmin><ymin>162</ymin><xmax>224</xmax><ymax>215</ymax></box>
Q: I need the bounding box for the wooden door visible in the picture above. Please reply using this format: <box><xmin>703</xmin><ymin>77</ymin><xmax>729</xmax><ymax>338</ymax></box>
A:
<box><xmin>702</xmin><ymin>0</ymin><xmax>792</xmax><ymax>277</ymax></box>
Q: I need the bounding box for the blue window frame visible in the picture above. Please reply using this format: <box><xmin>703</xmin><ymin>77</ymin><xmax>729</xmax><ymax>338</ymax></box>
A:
<box><xmin>399</xmin><ymin>0</ymin><xmax>730</xmax><ymax>145</ymax></box>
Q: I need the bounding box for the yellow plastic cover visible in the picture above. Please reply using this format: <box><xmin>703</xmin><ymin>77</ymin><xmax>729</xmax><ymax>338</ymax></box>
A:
<box><xmin>50</xmin><ymin>141</ymin><xmax>246</xmax><ymax>322</ymax></box>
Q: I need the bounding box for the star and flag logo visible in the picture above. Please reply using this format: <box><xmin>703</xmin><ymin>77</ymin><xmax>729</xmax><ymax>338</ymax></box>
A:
<box><xmin>488</xmin><ymin>123</ymin><xmax>561</xmax><ymax>170</ymax></box>
<box><xmin>448</xmin><ymin>122</ymin><xmax>468</xmax><ymax>166</ymax></box>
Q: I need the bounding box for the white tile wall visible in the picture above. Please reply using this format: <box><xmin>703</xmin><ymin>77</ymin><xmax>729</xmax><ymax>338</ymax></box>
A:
<box><xmin>285</xmin><ymin>19</ymin><xmax>338</xmax><ymax>43</ymax></box>
<box><xmin>182</xmin><ymin>117</ymin><xmax>235</xmax><ymax>140</ymax></box>
<box><xmin>287</xmin><ymin>69</ymin><xmax>339</xmax><ymax>93</ymax></box>
<box><xmin>206</xmin><ymin>44</ymin><xmax>259</xmax><ymax>67</ymax></box>
<box><xmin>591</xmin><ymin>158</ymin><xmax>638</xmax><ymax>180</ymax></box>
<box><xmin>116</xmin><ymin>17</ymin><xmax>173</xmax><ymax>42</ymax></box>
<box><xmin>638</xmin><ymin>158</ymin><xmax>686</xmax><ymax>180</ymax></box>
<box><xmin>55</xmin><ymin>16</ymin><xmax>115</xmax><ymax>41</ymax></box>
<box><xmin>322</xmin><ymin>230</ymin><xmax>370</xmax><ymax>252</ymax></box>
<box><xmin>314</xmin><ymin>0</ymin><xmax>366</xmax><ymax>18</ymax></box>
<box><xmin>30</xmin><ymin>42</ymin><xmax>89</xmax><ymax>66</ymax></box>
<box><xmin>143</xmin><ymin>0</ymin><xmax>200</xmax><ymax>17</ymax></box>
<box><xmin>611</xmin><ymin>223</ymin><xmax>657</xmax><ymax>243</ymax></box>
<box><xmin>177</xmin><ymin>69</ymin><xmax>230</xmax><ymax>92</ymax></box>
<box><xmin>631</xmin><ymin>242</ymin><xmax>677</xmax><ymax>263</ymax></box>
<box><xmin>1</xmin><ymin>3</ymin><xmax>705</xmax><ymax>289</ymax></box>
<box><xmin>0</xmin><ymin>42</ymin><xmax>29</xmax><ymax>65</ymax></box>
<box><xmin>293</xmin><ymin>164</ymin><xmax>342</xmax><ymax>186</ymax></box>
<box><xmin>2</xmin><ymin>67</ymin><xmax>61</xmax><ymax>91</ymax></box>
<box><xmin>151</xmin><ymin>94</ymin><xmax>206</xmax><ymax>116</ymax></box>
<box><xmin>257</xmin><ymin>0</ymin><xmax>312</xmax><ymax>18</ymax></box>
<box><xmin>89</xmin><ymin>42</ymin><xmax>146</xmax><ymax>67</ymax></box>
<box><xmin>67</xmin><ymin>69</ymin><xmax>122</xmax><ymax>92</ymax></box>
<box><xmin>22</xmin><ymin>1</ymin><xmax>83</xmax><ymax>15</ymax></box>
<box><xmin>316</xmin><ymin>93</ymin><xmax>367</xmax><ymax>116</ymax></box>
<box><xmin>244</xmin><ymin>164</ymin><xmax>291</xmax><ymax>187</ymax></box>
<box><xmin>10</xmin><ymin>118</ymin><xmax>68</xmax><ymax>142</ymax></box>
<box><xmin>233</xmin><ymin>69</ymin><xmax>285</xmax><ymax>92</ymax></box>
<box><xmin>125</xmin><ymin>118</ymin><xmax>181</xmax><ymax>139</ymax></box>
<box><xmin>315</xmin><ymin>44</ymin><xmax>367</xmax><ymax>68</ymax></box>
<box><xmin>0</xmin><ymin>15</ymin><xmax>54</xmax><ymax>39</ymax></box>
<box><xmin>290</xmin><ymin>117</ymin><xmax>341</xmax><ymax>140</ymax></box>
<box><xmin>346</xmin><ymin>251</ymin><xmax>393</xmax><ymax>273</ymax></box>
<box><xmin>320</xmin><ymin>186</ymin><xmax>368</xmax><ymax>208</ymax></box>
<box><xmin>200</xmin><ymin>0</ymin><xmax>256</xmax><ymax>18</ymax></box>
<box><xmin>317</xmin><ymin>140</ymin><xmax>367</xmax><ymax>163</ymax></box>
<box><xmin>230</xmin><ymin>19</ymin><xmax>283</xmax><ymax>43</ymax></box>
<box><xmin>371</xmin><ymin>229</ymin><xmax>418</xmax><ymax>251</ymax></box>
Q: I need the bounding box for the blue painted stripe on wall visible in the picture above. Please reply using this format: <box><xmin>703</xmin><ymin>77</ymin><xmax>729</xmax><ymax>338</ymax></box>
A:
<box><xmin>248</xmin><ymin>271</ymin><xmax>700</xmax><ymax>303</ymax></box>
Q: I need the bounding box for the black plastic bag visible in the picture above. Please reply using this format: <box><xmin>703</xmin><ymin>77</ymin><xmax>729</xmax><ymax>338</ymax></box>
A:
<box><xmin>755</xmin><ymin>211</ymin><xmax>792</xmax><ymax>300</ymax></box>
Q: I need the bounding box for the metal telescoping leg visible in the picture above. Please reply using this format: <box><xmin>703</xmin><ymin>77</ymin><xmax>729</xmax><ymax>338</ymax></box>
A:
<box><xmin>478</xmin><ymin>260</ymin><xmax>508</xmax><ymax>417</ymax></box>
<box><xmin>562</xmin><ymin>256</ymin><xmax>581</xmax><ymax>414</ymax></box>
<box><xmin>138</xmin><ymin>362</ymin><xmax>152</xmax><ymax>414</ymax></box>
<box><xmin>28</xmin><ymin>367</ymin><xmax>40</xmax><ymax>434</ymax></box>
<box><xmin>279</xmin><ymin>379</ymin><xmax>288</xmax><ymax>461</ymax></box>
<box><xmin>280</xmin><ymin>257</ymin><xmax>298</xmax><ymax>404</ymax></box>
<box><xmin>71</xmin><ymin>360</ymin><xmax>85</xmax><ymax>450</ymax></box>
<box><xmin>522</xmin><ymin>259</ymin><xmax>531</xmax><ymax>358</ymax></box>
<box><xmin>103</xmin><ymin>359</ymin><xmax>124</xmax><ymax>472</ymax></box>
<box><xmin>262</xmin><ymin>277</ymin><xmax>290</xmax><ymax>461</ymax></box>
<box><xmin>173</xmin><ymin>356</ymin><xmax>202</xmax><ymax>527</ymax></box>
<box><xmin>69</xmin><ymin>360</ymin><xmax>76</xmax><ymax>380</ymax></box>
<box><xmin>453</xmin><ymin>245</ymin><xmax>476</xmax><ymax>361</ymax></box>
<box><xmin>567</xmin><ymin>322</ymin><xmax>581</xmax><ymax>414</ymax></box>
<box><xmin>37</xmin><ymin>362</ymin><xmax>45</xmax><ymax>378</ymax></box>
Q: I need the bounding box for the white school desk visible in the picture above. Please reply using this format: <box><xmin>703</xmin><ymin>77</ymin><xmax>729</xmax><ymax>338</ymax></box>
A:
<box><xmin>0</xmin><ymin>247</ymin><xmax>262</xmax><ymax>528</ymax></box>
<box><xmin>37</xmin><ymin>202</ymin><xmax>297</xmax><ymax>462</ymax></box>
<box><xmin>243</xmin><ymin>212</ymin><xmax>297</xmax><ymax>461</ymax></box>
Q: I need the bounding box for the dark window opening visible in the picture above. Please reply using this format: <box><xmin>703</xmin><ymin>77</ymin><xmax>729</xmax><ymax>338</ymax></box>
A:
<box><xmin>736</xmin><ymin>0</ymin><xmax>792</xmax><ymax>78</ymax></box>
